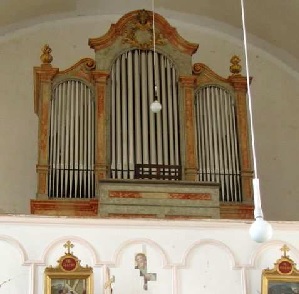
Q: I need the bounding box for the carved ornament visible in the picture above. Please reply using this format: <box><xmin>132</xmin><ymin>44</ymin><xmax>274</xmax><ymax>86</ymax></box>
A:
<box><xmin>229</xmin><ymin>55</ymin><xmax>242</xmax><ymax>75</ymax></box>
<box><xmin>122</xmin><ymin>10</ymin><xmax>166</xmax><ymax>50</ymax></box>
<box><xmin>89</xmin><ymin>9</ymin><xmax>198</xmax><ymax>55</ymax></box>
<box><xmin>261</xmin><ymin>245</ymin><xmax>299</xmax><ymax>288</ymax></box>
<box><xmin>53</xmin><ymin>58</ymin><xmax>96</xmax><ymax>83</ymax></box>
<box><xmin>58</xmin><ymin>58</ymin><xmax>96</xmax><ymax>75</ymax></box>
<box><xmin>193</xmin><ymin>63</ymin><xmax>229</xmax><ymax>84</ymax></box>
<box><xmin>40</xmin><ymin>44</ymin><xmax>53</xmax><ymax>64</ymax></box>
<box><xmin>44</xmin><ymin>242</ymin><xmax>93</xmax><ymax>294</ymax></box>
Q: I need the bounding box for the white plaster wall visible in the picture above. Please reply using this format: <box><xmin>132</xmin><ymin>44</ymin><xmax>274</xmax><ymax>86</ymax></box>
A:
<box><xmin>0</xmin><ymin>216</ymin><xmax>299</xmax><ymax>294</ymax></box>
<box><xmin>0</xmin><ymin>13</ymin><xmax>298</xmax><ymax>220</ymax></box>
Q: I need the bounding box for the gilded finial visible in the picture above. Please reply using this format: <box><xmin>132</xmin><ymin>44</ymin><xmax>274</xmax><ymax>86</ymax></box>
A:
<box><xmin>230</xmin><ymin>55</ymin><xmax>242</xmax><ymax>75</ymax></box>
<box><xmin>281</xmin><ymin>244</ymin><xmax>290</xmax><ymax>258</ymax></box>
<box><xmin>63</xmin><ymin>240</ymin><xmax>74</xmax><ymax>254</ymax></box>
<box><xmin>40</xmin><ymin>44</ymin><xmax>53</xmax><ymax>64</ymax></box>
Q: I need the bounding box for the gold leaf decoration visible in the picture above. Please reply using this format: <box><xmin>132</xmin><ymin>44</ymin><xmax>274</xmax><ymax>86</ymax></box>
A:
<box><xmin>40</xmin><ymin>44</ymin><xmax>53</xmax><ymax>64</ymax></box>
<box><xmin>230</xmin><ymin>55</ymin><xmax>242</xmax><ymax>75</ymax></box>
<box><xmin>122</xmin><ymin>10</ymin><xmax>166</xmax><ymax>50</ymax></box>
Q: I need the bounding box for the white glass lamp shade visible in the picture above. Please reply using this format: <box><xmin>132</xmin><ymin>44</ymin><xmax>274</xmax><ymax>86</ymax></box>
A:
<box><xmin>249</xmin><ymin>217</ymin><xmax>273</xmax><ymax>243</ymax></box>
<box><xmin>150</xmin><ymin>100</ymin><xmax>162</xmax><ymax>113</ymax></box>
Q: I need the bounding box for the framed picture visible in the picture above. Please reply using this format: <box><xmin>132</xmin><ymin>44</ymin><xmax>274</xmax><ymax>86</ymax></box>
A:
<box><xmin>262</xmin><ymin>245</ymin><xmax>299</xmax><ymax>294</ymax></box>
<box><xmin>45</xmin><ymin>241</ymin><xmax>93</xmax><ymax>294</ymax></box>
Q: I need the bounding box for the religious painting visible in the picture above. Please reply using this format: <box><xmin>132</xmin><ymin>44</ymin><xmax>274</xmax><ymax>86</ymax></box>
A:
<box><xmin>45</xmin><ymin>241</ymin><xmax>93</xmax><ymax>294</ymax></box>
<box><xmin>50</xmin><ymin>278</ymin><xmax>88</xmax><ymax>294</ymax></box>
<box><xmin>134</xmin><ymin>252</ymin><xmax>157</xmax><ymax>290</ymax></box>
<box><xmin>262</xmin><ymin>245</ymin><xmax>299</xmax><ymax>294</ymax></box>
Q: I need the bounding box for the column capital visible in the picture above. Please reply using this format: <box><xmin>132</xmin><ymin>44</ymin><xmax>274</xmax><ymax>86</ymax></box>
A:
<box><xmin>34</xmin><ymin>64</ymin><xmax>59</xmax><ymax>82</ymax></box>
<box><xmin>91</xmin><ymin>71</ymin><xmax>110</xmax><ymax>83</ymax></box>
<box><xmin>228</xmin><ymin>75</ymin><xmax>252</xmax><ymax>92</ymax></box>
<box><xmin>34</xmin><ymin>65</ymin><xmax>59</xmax><ymax>115</ymax></box>
<box><xmin>179</xmin><ymin>75</ymin><xmax>197</xmax><ymax>87</ymax></box>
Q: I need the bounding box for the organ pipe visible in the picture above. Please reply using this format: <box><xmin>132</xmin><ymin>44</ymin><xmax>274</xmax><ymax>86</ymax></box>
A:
<box><xmin>48</xmin><ymin>79</ymin><xmax>95</xmax><ymax>198</ymax></box>
<box><xmin>110</xmin><ymin>49</ymin><xmax>180</xmax><ymax>179</ymax></box>
<box><xmin>195</xmin><ymin>85</ymin><xmax>242</xmax><ymax>202</ymax></box>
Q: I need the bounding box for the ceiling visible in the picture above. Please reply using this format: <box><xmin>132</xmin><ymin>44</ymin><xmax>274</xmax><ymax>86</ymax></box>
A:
<box><xmin>1</xmin><ymin>0</ymin><xmax>298</xmax><ymax>72</ymax></box>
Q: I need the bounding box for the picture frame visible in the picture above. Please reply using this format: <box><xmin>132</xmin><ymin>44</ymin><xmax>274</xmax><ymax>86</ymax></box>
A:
<box><xmin>262</xmin><ymin>245</ymin><xmax>299</xmax><ymax>294</ymax></box>
<box><xmin>44</xmin><ymin>241</ymin><xmax>93</xmax><ymax>294</ymax></box>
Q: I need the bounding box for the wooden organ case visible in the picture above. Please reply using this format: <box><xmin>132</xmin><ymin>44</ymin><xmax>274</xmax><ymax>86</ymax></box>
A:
<box><xmin>31</xmin><ymin>9</ymin><xmax>254</xmax><ymax>219</ymax></box>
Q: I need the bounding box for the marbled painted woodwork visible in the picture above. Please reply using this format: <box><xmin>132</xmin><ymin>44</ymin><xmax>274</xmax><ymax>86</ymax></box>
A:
<box><xmin>91</xmin><ymin>71</ymin><xmax>110</xmax><ymax>181</ymax></box>
<box><xmin>97</xmin><ymin>180</ymin><xmax>220</xmax><ymax>219</ymax></box>
<box><xmin>30</xmin><ymin>199</ymin><xmax>98</xmax><ymax>216</ymax></box>
<box><xmin>179</xmin><ymin>76</ymin><xmax>197</xmax><ymax>181</ymax></box>
<box><xmin>89</xmin><ymin>9</ymin><xmax>198</xmax><ymax>74</ymax></box>
<box><xmin>33</xmin><ymin>10</ymin><xmax>254</xmax><ymax>219</ymax></box>
<box><xmin>36</xmin><ymin>165</ymin><xmax>48</xmax><ymax>197</ymax></box>
<box><xmin>34</xmin><ymin>64</ymin><xmax>59</xmax><ymax>197</ymax></box>
<box><xmin>193</xmin><ymin>62</ymin><xmax>254</xmax><ymax>210</ymax></box>
<box><xmin>33</xmin><ymin>56</ymin><xmax>98</xmax><ymax>204</ymax></box>
<box><xmin>228</xmin><ymin>75</ymin><xmax>254</xmax><ymax>202</ymax></box>
<box><xmin>220</xmin><ymin>203</ymin><xmax>254</xmax><ymax>220</ymax></box>
<box><xmin>109</xmin><ymin>191</ymin><xmax>212</xmax><ymax>200</ymax></box>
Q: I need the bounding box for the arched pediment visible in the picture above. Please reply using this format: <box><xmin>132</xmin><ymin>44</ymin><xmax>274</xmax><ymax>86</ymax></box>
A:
<box><xmin>89</xmin><ymin>9</ymin><xmax>198</xmax><ymax>56</ymax></box>
<box><xmin>193</xmin><ymin>63</ymin><xmax>230</xmax><ymax>84</ymax></box>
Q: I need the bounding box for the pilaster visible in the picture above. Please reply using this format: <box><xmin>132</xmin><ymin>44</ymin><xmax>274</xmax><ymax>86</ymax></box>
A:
<box><xmin>228</xmin><ymin>74</ymin><xmax>253</xmax><ymax>202</ymax></box>
<box><xmin>92</xmin><ymin>71</ymin><xmax>110</xmax><ymax>181</ymax></box>
<box><xmin>34</xmin><ymin>46</ymin><xmax>59</xmax><ymax>197</ymax></box>
<box><xmin>179</xmin><ymin>75</ymin><xmax>197</xmax><ymax>181</ymax></box>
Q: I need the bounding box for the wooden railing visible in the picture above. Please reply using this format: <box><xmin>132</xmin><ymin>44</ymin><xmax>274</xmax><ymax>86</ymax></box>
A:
<box><xmin>134</xmin><ymin>164</ymin><xmax>182</xmax><ymax>180</ymax></box>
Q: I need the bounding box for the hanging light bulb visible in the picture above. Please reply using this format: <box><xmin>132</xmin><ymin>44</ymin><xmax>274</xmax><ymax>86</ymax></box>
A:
<box><xmin>150</xmin><ymin>100</ymin><xmax>162</xmax><ymax>113</ymax></box>
<box><xmin>249</xmin><ymin>179</ymin><xmax>273</xmax><ymax>243</ymax></box>
<box><xmin>150</xmin><ymin>0</ymin><xmax>162</xmax><ymax>113</ymax></box>
<box><xmin>240</xmin><ymin>0</ymin><xmax>273</xmax><ymax>242</ymax></box>
<box><xmin>249</xmin><ymin>218</ymin><xmax>273</xmax><ymax>243</ymax></box>
<box><xmin>150</xmin><ymin>85</ymin><xmax>162</xmax><ymax>113</ymax></box>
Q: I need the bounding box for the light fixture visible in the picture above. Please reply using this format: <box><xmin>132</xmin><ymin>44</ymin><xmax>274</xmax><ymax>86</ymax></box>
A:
<box><xmin>150</xmin><ymin>0</ymin><xmax>162</xmax><ymax>113</ymax></box>
<box><xmin>240</xmin><ymin>0</ymin><xmax>273</xmax><ymax>243</ymax></box>
<box><xmin>150</xmin><ymin>87</ymin><xmax>162</xmax><ymax>113</ymax></box>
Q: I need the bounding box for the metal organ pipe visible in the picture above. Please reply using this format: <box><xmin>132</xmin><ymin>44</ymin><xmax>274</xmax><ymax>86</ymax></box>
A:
<box><xmin>110</xmin><ymin>49</ymin><xmax>180</xmax><ymax>179</ymax></box>
<box><xmin>195</xmin><ymin>85</ymin><xmax>241</xmax><ymax>202</ymax></box>
<box><xmin>48</xmin><ymin>79</ymin><xmax>95</xmax><ymax>198</ymax></box>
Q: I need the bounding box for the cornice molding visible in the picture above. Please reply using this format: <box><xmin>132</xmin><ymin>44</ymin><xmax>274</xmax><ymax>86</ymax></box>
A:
<box><xmin>0</xmin><ymin>214</ymin><xmax>297</xmax><ymax>230</ymax></box>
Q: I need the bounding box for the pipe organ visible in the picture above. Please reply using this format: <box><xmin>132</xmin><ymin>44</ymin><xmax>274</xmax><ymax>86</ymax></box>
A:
<box><xmin>31</xmin><ymin>10</ymin><xmax>254</xmax><ymax>219</ymax></box>
<box><xmin>195</xmin><ymin>85</ymin><xmax>242</xmax><ymax>202</ymax></box>
<box><xmin>48</xmin><ymin>79</ymin><xmax>95</xmax><ymax>198</ymax></box>
<box><xmin>110</xmin><ymin>50</ymin><xmax>180</xmax><ymax>180</ymax></box>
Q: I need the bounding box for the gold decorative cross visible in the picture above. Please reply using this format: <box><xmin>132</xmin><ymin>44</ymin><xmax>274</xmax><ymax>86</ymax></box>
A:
<box><xmin>281</xmin><ymin>244</ymin><xmax>290</xmax><ymax>257</ymax></box>
<box><xmin>64</xmin><ymin>241</ymin><xmax>74</xmax><ymax>254</ymax></box>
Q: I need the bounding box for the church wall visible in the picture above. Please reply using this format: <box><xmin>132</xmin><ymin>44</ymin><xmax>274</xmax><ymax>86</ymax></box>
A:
<box><xmin>0</xmin><ymin>14</ymin><xmax>298</xmax><ymax>220</ymax></box>
<box><xmin>0</xmin><ymin>216</ymin><xmax>299</xmax><ymax>294</ymax></box>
